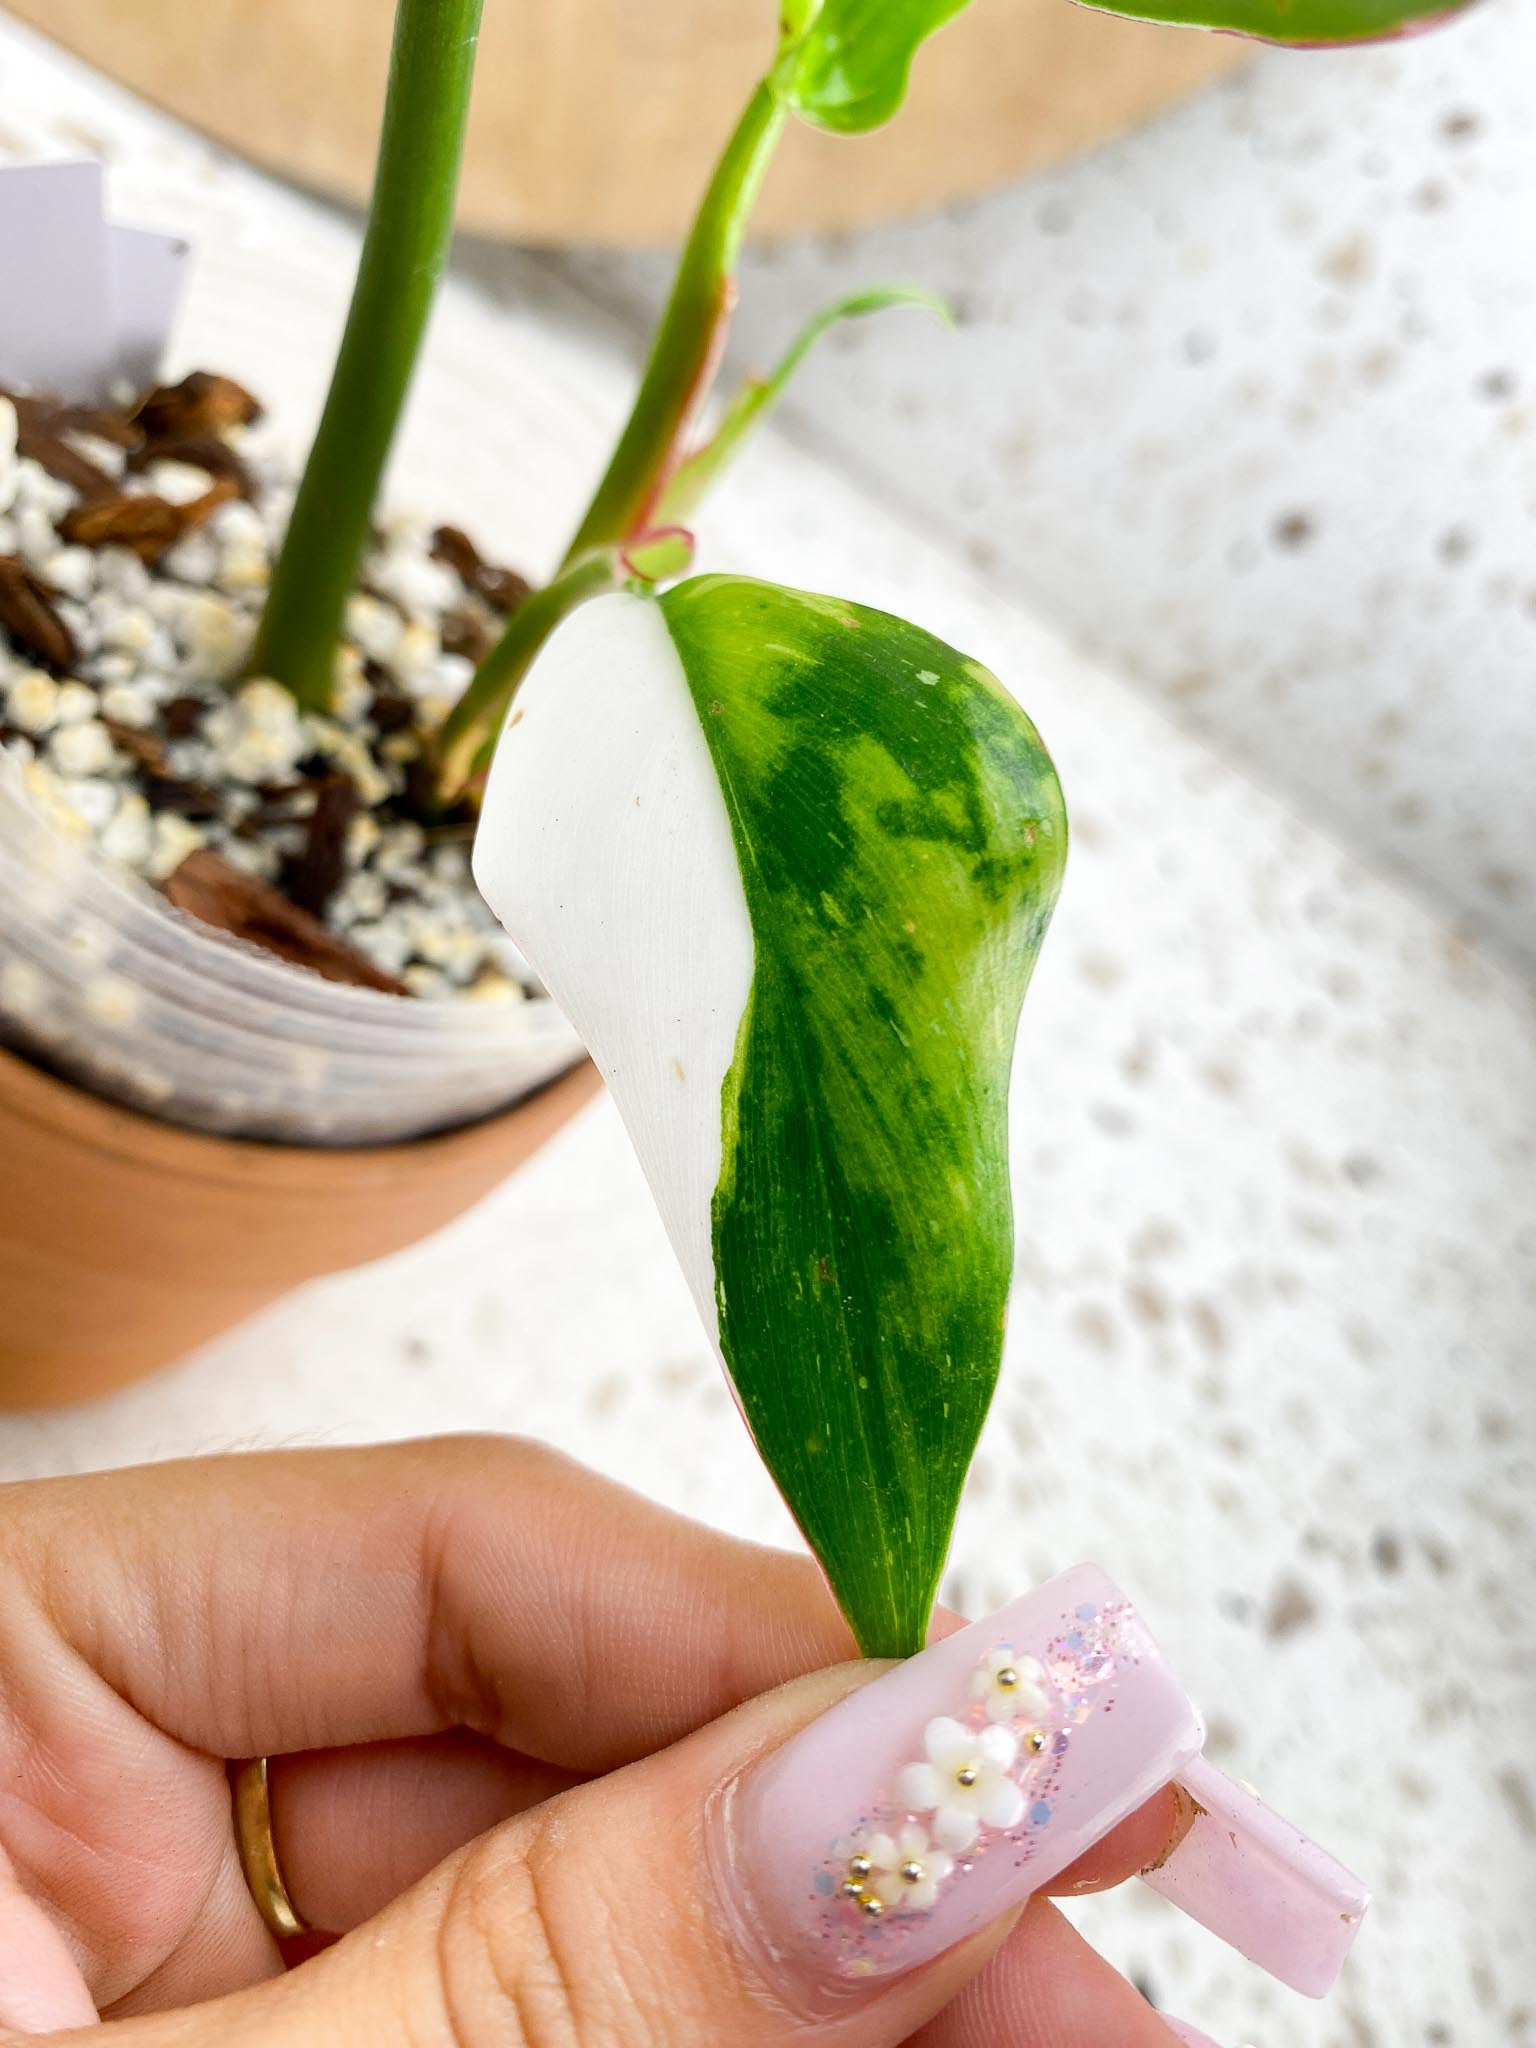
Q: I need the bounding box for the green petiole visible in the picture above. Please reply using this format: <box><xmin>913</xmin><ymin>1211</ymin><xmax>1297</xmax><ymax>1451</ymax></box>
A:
<box><xmin>556</xmin><ymin>81</ymin><xmax>788</xmax><ymax>567</ymax></box>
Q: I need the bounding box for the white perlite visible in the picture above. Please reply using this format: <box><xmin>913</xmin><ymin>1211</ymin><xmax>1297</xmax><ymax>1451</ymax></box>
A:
<box><xmin>0</xmin><ymin>404</ymin><xmax>535</xmax><ymax>1001</ymax></box>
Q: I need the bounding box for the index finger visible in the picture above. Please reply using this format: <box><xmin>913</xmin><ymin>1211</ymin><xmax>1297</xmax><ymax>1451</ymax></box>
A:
<box><xmin>5</xmin><ymin>1434</ymin><xmax>855</xmax><ymax>1768</ymax></box>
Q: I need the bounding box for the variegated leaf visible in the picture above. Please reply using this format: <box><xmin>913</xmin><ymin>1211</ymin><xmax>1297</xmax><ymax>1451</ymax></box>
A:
<box><xmin>474</xmin><ymin>578</ymin><xmax>1065</xmax><ymax>1655</ymax></box>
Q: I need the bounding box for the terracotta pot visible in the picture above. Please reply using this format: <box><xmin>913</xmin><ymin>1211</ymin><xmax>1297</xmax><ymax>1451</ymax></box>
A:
<box><xmin>0</xmin><ymin>1041</ymin><xmax>600</xmax><ymax>1410</ymax></box>
<box><xmin>14</xmin><ymin>0</ymin><xmax>1245</xmax><ymax>246</ymax></box>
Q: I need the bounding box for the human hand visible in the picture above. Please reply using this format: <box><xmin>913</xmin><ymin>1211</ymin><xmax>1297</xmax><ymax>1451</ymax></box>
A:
<box><xmin>0</xmin><ymin>1437</ymin><xmax>1215</xmax><ymax>2045</ymax></box>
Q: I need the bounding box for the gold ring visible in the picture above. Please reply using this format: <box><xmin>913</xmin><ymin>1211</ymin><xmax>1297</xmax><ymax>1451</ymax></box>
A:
<box><xmin>231</xmin><ymin>1757</ymin><xmax>309</xmax><ymax>1939</ymax></box>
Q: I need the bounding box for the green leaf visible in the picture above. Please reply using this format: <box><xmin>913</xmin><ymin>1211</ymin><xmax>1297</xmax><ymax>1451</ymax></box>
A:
<box><xmin>660</xmin><ymin>285</ymin><xmax>952</xmax><ymax>523</ymax></box>
<box><xmin>775</xmin><ymin>0</ymin><xmax>972</xmax><ymax>136</ymax></box>
<box><xmin>621</xmin><ymin>526</ymin><xmax>697</xmax><ymax>585</ymax></box>
<box><xmin>659</xmin><ymin>576</ymin><xmax>1066</xmax><ymax>1654</ymax></box>
<box><xmin>778</xmin><ymin>0</ymin><xmax>821</xmax><ymax>38</ymax></box>
<box><xmin>1073</xmin><ymin>0</ymin><xmax>1477</xmax><ymax>43</ymax></box>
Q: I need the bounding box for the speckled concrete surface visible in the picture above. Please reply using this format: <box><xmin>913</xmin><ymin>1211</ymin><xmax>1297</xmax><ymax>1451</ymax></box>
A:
<box><xmin>551</xmin><ymin>0</ymin><xmax>1536</xmax><ymax>980</ymax></box>
<box><xmin>0</xmin><ymin>18</ymin><xmax>1532</xmax><ymax>2048</ymax></box>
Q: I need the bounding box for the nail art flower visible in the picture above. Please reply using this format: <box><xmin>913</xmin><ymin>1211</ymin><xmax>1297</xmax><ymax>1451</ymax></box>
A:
<box><xmin>892</xmin><ymin>1716</ymin><xmax>1026</xmax><ymax>1852</ymax></box>
<box><xmin>971</xmin><ymin>1645</ymin><xmax>1049</xmax><ymax>1725</ymax></box>
<box><xmin>842</xmin><ymin>1822</ymin><xmax>955</xmax><ymax>1915</ymax></box>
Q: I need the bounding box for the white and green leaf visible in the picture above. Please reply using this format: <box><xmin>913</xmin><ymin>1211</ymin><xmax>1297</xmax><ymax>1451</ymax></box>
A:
<box><xmin>473</xmin><ymin>577</ymin><xmax>1066</xmax><ymax>1655</ymax></box>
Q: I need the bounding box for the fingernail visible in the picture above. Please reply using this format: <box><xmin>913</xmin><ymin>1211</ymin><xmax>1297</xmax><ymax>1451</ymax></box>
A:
<box><xmin>1144</xmin><ymin>1752</ymin><xmax>1368</xmax><ymax>1998</ymax></box>
<box><xmin>1162</xmin><ymin>2022</ymin><xmax>1222</xmax><ymax>2047</ymax></box>
<box><xmin>726</xmin><ymin>1564</ymin><xmax>1202</xmax><ymax>1985</ymax></box>
<box><xmin>721</xmin><ymin>1564</ymin><xmax>1367</xmax><ymax>2001</ymax></box>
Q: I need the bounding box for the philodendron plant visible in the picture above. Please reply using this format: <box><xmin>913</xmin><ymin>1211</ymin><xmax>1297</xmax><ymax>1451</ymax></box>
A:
<box><xmin>249</xmin><ymin>0</ymin><xmax>1474</xmax><ymax>1657</ymax></box>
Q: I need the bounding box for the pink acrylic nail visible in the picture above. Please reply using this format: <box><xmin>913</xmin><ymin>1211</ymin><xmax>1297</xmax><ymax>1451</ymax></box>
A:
<box><xmin>1162</xmin><ymin>2022</ymin><xmax>1221</xmax><ymax>2047</ymax></box>
<box><xmin>725</xmin><ymin>1564</ymin><xmax>1368</xmax><ymax>1999</ymax></box>
<box><xmin>1145</xmin><ymin>1752</ymin><xmax>1368</xmax><ymax>1997</ymax></box>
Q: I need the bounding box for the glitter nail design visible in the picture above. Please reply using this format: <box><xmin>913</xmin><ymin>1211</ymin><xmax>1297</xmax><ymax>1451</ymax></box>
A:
<box><xmin>740</xmin><ymin>1565</ymin><xmax>1366</xmax><ymax>1998</ymax></box>
<box><xmin>812</xmin><ymin>1597</ymin><xmax>1153</xmax><ymax>1963</ymax></box>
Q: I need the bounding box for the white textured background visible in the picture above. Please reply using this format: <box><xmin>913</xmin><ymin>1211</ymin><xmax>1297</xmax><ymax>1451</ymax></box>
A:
<box><xmin>0</xmin><ymin>12</ymin><xmax>1532</xmax><ymax>2048</ymax></box>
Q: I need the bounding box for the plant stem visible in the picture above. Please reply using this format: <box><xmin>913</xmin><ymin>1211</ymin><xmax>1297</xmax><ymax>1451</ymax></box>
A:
<box><xmin>558</xmin><ymin>81</ymin><xmax>787</xmax><ymax>566</ymax></box>
<box><xmin>436</xmin><ymin>549</ymin><xmax>623</xmax><ymax>795</ymax></box>
<box><xmin>250</xmin><ymin>0</ymin><xmax>484</xmax><ymax>713</ymax></box>
<box><xmin>444</xmin><ymin>72</ymin><xmax>786</xmax><ymax>792</ymax></box>
<box><xmin>658</xmin><ymin>285</ymin><xmax>951</xmax><ymax>525</ymax></box>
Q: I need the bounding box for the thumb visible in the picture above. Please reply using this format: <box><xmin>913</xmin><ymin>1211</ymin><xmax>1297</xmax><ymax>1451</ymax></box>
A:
<box><xmin>105</xmin><ymin>1663</ymin><xmax>1010</xmax><ymax>2048</ymax></box>
<box><xmin>317</xmin><ymin>1658</ymin><xmax>1021</xmax><ymax>2048</ymax></box>
<box><xmin>70</xmin><ymin>1569</ymin><xmax>1195</xmax><ymax>2048</ymax></box>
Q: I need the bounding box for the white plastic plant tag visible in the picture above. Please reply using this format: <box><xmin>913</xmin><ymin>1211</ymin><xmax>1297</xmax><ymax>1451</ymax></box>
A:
<box><xmin>109</xmin><ymin>223</ymin><xmax>190</xmax><ymax>393</ymax></box>
<box><xmin>0</xmin><ymin>160</ymin><xmax>113</xmax><ymax>399</ymax></box>
<box><xmin>0</xmin><ymin>160</ymin><xmax>188</xmax><ymax>400</ymax></box>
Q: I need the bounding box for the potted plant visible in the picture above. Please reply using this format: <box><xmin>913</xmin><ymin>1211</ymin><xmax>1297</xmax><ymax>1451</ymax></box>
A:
<box><xmin>0</xmin><ymin>0</ymin><xmax>1469</xmax><ymax>1416</ymax></box>
<box><xmin>0</xmin><ymin>0</ymin><xmax>973</xmax><ymax>1405</ymax></box>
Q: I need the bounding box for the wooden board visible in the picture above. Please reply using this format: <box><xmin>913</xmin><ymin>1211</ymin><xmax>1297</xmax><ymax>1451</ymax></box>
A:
<box><xmin>12</xmin><ymin>0</ymin><xmax>1245</xmax><ymax>247</ymax></box>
